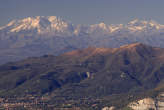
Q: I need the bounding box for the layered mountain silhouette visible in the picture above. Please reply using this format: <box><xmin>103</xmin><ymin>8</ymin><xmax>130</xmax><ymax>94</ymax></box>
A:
<box><xmin>1</xmin><ymin>16</ymin><xmax>164</xmax><ymax>64</ymax></box>
<box><xmin>0</xmin><ymin>43</ymin><xmax>164</xmax><ymax>98</ymax></box>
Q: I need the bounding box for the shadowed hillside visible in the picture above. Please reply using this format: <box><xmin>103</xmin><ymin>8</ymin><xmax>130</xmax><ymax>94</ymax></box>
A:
<box><xmin>0</xmin><ymin>43</ymin><xmax>164</xmax><ymax>99</ymax></box>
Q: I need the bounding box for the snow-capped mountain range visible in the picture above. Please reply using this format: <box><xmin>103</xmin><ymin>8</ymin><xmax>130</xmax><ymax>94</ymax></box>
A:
<box><xmin>0</xmin><ymin>16</ymin><xmax>74</xmax><ymax>36</ymax></box>
<box><xmin>1</xmin><ymin>16</ymin><xmax>164</xmax><ymax>37</ymax></box>
<box><xmin>1</xmin><ymin>16</ymin><xmax>164</xmax><ymax>64</ymax></box>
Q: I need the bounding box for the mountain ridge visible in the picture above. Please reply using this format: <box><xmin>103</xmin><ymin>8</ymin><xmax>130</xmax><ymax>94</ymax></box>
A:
<box><xmin>0</xmin><ymin>43</ymin><xmax>164</xmax><ymax>95</ymax></box>
<box><xmin>1</xmin><ymin>16</ymin><xmax>164</xmax><ymax>36</ymax></box>
<box><xmin>2</xmin><ymin>16</ymin><xmax>164</xmax><ymax>65</ymax></box>
<box><xmin>1</xmin><ymin>43</ymin><xmax>164</xmax><ymax>109</ymax></box>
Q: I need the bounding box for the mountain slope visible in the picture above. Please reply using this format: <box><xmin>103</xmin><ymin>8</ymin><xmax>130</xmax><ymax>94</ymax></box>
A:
<box><xmin>1</xmin><ymin>17</ymin><xmax>164</xmax><ymax>36</ymax></box>
<box><xmin>0</xmin><ymin>16</ymin><xmax>74</xmax><ymax>36</ymax></box>
<box><xmin>0</xmin><ymin>43</ymin><xmax>164</xmax><ymax>99</ymax></box>
<box><xmin>1</xmin><ymin>17</ymin><xmax>164</xmax><ymax>64</ymax></box>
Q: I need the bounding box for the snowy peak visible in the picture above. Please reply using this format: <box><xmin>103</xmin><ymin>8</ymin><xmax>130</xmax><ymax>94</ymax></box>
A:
<box><xmin>1</xmin><ymin>17</ymin><xmax>164</xmax><ymax>37</ymax></box>
<box><xmin>127</xmin><ymin>19</ymin><xmax>164</xmax><ymax>31</ymax></box>
<box><xmin>128</xmin><ymin>19</ymin><xmax>147</xmax><ymax>26</ymax></box>
<box><xmin>128</xmin><ymin>19</ymin><xmax>159</xmax><ymax>26</ymax></box>
<box><xmin>0</xmin><ymin>16</ymin><xmax>74</xmax><ymax>36</ymax></box>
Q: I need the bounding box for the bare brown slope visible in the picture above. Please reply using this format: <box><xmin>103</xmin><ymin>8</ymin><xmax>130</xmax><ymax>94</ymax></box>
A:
<box><xmin>0</xmin><ymin>43</ymin><xmax>164</xmax><ymax>98</ymax></box>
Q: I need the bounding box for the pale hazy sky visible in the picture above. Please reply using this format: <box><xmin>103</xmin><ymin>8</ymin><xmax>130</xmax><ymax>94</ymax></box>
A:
<box><xmin>1</xmin><ymin>0</ymin><xmax>164</xmax><ymax>26</ymax></box>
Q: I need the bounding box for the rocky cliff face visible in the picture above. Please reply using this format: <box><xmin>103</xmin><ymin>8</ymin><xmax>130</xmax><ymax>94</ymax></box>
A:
<box><xmin>128</xmin><ymin>93</ymin><xmax>164</xmax><ymax>110</ymax></box>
